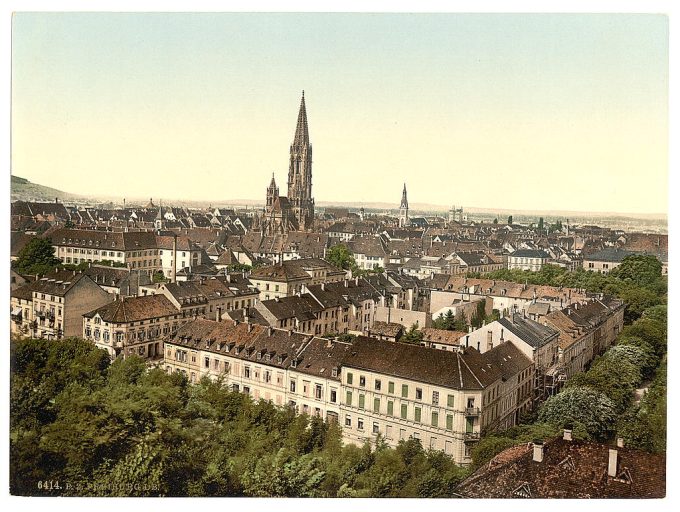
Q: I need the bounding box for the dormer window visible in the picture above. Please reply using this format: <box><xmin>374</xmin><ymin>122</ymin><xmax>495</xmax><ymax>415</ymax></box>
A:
<box><xmin>331</xmin><ymin>367</ymin><xmax>338</xmax><ymax>378</ymax></box>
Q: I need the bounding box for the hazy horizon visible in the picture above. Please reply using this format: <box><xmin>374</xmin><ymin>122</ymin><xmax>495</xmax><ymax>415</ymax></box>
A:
<box><xmin>12</xmin><ymin>13</ymin><xmax>668</xmax><ymax>215</ymax></box>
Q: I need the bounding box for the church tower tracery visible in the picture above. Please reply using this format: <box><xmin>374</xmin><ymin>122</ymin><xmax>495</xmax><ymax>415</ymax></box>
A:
<box><xmin>260</xmin><ymin>92</ymin><xmax>315</xmax><ymax>235</ymax></box>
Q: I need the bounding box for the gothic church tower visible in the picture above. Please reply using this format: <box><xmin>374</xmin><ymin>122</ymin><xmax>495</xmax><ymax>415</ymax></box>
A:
<box><xmin>399</xmin><ymin>183</ymin><xmax>409</xmax><ymax>227</ymax></box>
<box><xmin>287</xmin><ymin>91</ymin><xmax>315</xmax><ymax>230</ymax></box>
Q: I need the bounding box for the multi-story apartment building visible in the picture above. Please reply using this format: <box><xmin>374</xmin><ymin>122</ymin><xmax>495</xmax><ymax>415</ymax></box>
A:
<box><xmin>254</xmin><ymin>292</ymin><xmax>344</xmax><ymax>336</ymax></box>
<box><xmin>249</xmin><ymin>258</ymin><xmax>346</xmax><ymax>301</ymax></box>
<box><xmin>82</xmin><ymin>294</ymin><xmax>183</xmax><ymax>360</ymax></box>
<box><xmin>161</xmin><ymin>319</ymin><xmax>533</xmax><ymax>465</ymax></box>
<box><xmin>461</xmin><ymin>312</ymin><xmax>560</xmax><ymax>405</ymax></box>
<box><xmin>154</xmin><ymin>275</ymin><xmax>259</xmax><ymax>320</ymax></box>
<box><xmin>507</xmin><ymin>249</ymin><xmax>550</xmax><ymax>271</ymax></box>
<box><xmin>51</xmin><ymin>228</ymin><xmax>160</xmax><ymax>276</ymax></box>
<box><xmin>10</xmin><ymin>269</ymin><xmax>113</xmax><ymax>339</ymax></box>
<box><xmin>163</xmin><ymin>318</ymin><xmax>351</xmax><ymax>422</ymax></box>
<box><xmin>155</xmin><ymin>234</ymin><xmax>205</xmax><ymax>279</ymax></box>
<box><xmin>543</xmin><ymin>297</ymin><xmax>625</xmax><ymax>393</ymax></box>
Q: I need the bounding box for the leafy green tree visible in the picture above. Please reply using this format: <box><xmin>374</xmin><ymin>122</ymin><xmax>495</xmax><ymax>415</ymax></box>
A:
<box><xmin>152</xmin><ymin>270</ymin><xmax>168</xmax><ymax>283</ymax></box>
<box><xmin>13</xmin><ymin>237</ymin><xmax>60</xmax><ymax>275</ymax></box>
<box><xmin>326</xmin><ymin>244</ymin><xmax>358</xmax><ymax>273</ymax></box>
<box><xmin>507</xmin><ymin>215</ymin><xmax>513</xmax><ymax>225</ymax></box>
<box><xmin>401</xmin><ymin>324</ymin><xmax>424</xmax><ymax>344</ymax></box>
<box><xmin>538</xmin><ymin>386</ymin><xmax>617</xmax><ymax>440</ymax></box>
<box><xmin>609</xmin><ymin>255</ymin><xmax>662</xmax><ymax>288</ymax></box>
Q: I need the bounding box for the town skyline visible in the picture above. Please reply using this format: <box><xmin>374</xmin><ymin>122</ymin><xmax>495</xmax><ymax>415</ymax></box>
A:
<box><xmin>12</xmin><ymin>13</ymin><xmax>668</xmax><ymax>215</ymax></box>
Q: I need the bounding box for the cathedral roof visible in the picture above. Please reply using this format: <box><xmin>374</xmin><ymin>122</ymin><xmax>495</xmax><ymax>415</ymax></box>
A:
<box><xmin>292</xmin><ymin>91</ymin><xmax>309</xmax><ymax>147</ymax></box>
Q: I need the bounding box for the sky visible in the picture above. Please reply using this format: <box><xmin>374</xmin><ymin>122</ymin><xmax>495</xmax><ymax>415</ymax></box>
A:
<box><xmin>11</xmin><ymin>13</ymin><xmax>669</xmax><ymax>214</ymax></box>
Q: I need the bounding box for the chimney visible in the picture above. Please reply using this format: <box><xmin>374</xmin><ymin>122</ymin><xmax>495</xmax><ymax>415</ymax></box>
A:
<box><xmin>321</xmin><ymin>283</ymin><xmax>325</xmax><ymax>291</ymax></box>
<box><xmin>344</xmin><ymin>279</ymin><xmax>348</xmax><ymax>288</ymax></box>
<box><xmin>216</xmin><ymin>306</ymin><xmax>222</xmax><ymax>322</ymax></box>
<box><xmin>608</xmin><ymin>448</ymin><xmax>618</xmax><ymax>477</ymax></box>
<box><xmin>355</xmin><ymin>277</ymin><xmax>359</xmax><ymax>286</ymax></box>
<box><xmin>248</xmin><ymin>323</ymin><xmax>253</xmax><ymax>333</ymax></box>
<box><xmin>465</xmin><ymin>335</ymin><xmax>469</xmax><ymax>348</ymax></box>
<box><xmin>468</xmin><ymin>325</ymin><xmax>472</xmax><ymax>333</ymax></box>
<box><xmin>267</xmin><ymin>326</ymin><xmax>273</xmax><ymax>336</ymax></box>
<box><xmin>616</xmin><ymin>437</ymin><xmax>624</xmax><ymax>448</ymax></box>
<box><xmin>533</xmin><ymin>441</ymin><xmax>544</xmax><ymax>462</ymax></box>
<box><xmin>563</xmin><ymin>429</ymin><xmax>573</xmax><ymax>441</ymax></box>
<box><xmin>486</xmin><ymin>330</ymin><xmax>493</xmax><ymax>351</ymax></box>
<box><xmin>244</xmin><ymin>309</ymin><xmax>250</xmax><ymax>324</ymax></box>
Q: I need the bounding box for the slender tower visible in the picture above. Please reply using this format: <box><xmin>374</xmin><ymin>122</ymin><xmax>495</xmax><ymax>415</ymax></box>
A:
<box><xmin>287</xmin><ymin>91</ymin><xmax>315</xmax><ymax>230</ymax></box>
<box><xmin>399</xmin><ymin>183</ymin><xmax>409</xmax><ymax>227</ymax></box>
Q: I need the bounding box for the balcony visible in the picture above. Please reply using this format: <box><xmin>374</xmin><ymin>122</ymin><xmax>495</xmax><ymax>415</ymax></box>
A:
<box><xmin>464</xmin><ymin>431</ymin><xmax>480</xmax><ymax>442</ymax></box>
<box><xmin>465</xmin><ymin>407</ymin><xmax>481</xmax><ymax>416</ymax></box>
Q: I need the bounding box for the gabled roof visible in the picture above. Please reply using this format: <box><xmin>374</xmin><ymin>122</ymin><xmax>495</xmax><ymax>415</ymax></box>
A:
<box><xmin>456</xmin><ymin>437</ymin><xmax>666</xmax><ymax>498</ymax></box>
<box><xmin>498</xmin><ymin>313</ymin><xmax>559</xmax><ymax>349</ymax></box>
<box><xmin>342</xmin><ymin>337</ymin><xmax>502</xmax><ymax>390</ymax></box>
<box><xmin>84</xmin><ymin>294</ymin><xmax>178</xmax><ymax>323</ymax></box>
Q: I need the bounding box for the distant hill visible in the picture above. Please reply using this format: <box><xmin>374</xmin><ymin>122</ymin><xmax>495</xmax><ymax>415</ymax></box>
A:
<box><xmin>11</xmin><ymin>175</ymin><xmax>79</xmax><ymax>203</ymax></box>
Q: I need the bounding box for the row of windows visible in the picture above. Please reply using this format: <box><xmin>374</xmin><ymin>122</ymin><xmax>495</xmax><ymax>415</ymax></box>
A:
<box><xmin>345</xmin><ymin>373</ymin><xmax>456</xmax><ymax>406</ymax></box>
<box><xmin>344</xmin><ymin>412</ymin><xmax>457</xmax><ymax>435</ymax></box>
<box><xmin>344</xmin><ymin>391</ymin><xmax>457</xmax><ymax>429</ymax></box>
<box><xmin>63</xmin><ymin>248</ymin><xmax>123</xmax><ymax>257</ymax></box>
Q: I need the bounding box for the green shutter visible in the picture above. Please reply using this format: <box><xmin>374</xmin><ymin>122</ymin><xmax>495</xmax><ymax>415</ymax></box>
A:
<box><xmin>346</xmin><ymin>391</ymin><xmax>352</xmax><ymax>406</ymax></box>
<box><xmin>359</xmin><ymin>394</ymin><xmax>365</xmax><ymax>409</ymax></box>
<box><xmin>446</xmin><ymin>414</ymin><xmax>453</xmax><ymax>430</ymax></box>
<box><xmin>347</xmin><ymin>372</ymin><xmax>353</xmax><ymax>385</ymax></box>
<box><xmin>401</xmin><ymin>384</ymin><xmax>408</xmax><ymax>398</ymax></box>
<box><xmin>387</xmin><ymin>401</ymin><xmax>394</xmax><ymax>416</ymax></box>
<box><xmin>447</xmin><ymin>394</ymin><xmax>454</xmax><ymax>407</ymax></box>
<box><xmin>388</xmin><ymin>381</ymin><xmax>395</xmax><ymax>394</ymax></box>
<box><xmin>414</xmin><ymin>407</ymin><xmax>421</xmax><ymax>423</ymax></box>
<box><xmin>431</xmin><ymin>411</ymin><xmax>438</xmax><ymax>427</ymax></box>
<box><xmin>400</xmin><ymin>403</ymin><xmax>408</xmax><ymax>419</ymax></box>
<box><xmin>374</xmin><ymin>397</ymin><xmax>380</xmax><ymax>413</ymax></box>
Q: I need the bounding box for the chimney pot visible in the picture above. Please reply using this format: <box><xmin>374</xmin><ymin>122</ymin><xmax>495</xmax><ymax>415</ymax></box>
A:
<box><xmin>616</xmin><ymin>437</ymin><xmax>624</xmax><ymax>448</ymax></box>
<box><xmin>563</xmin><ymin>429</ymin><xmax>573</xmax><ymax>441</ymax></box>
<box><xmin>608</xmin><ymin>449</ymin><xmax>618</xmax><ymax>477</ymax></box>
<box><xmin>533</xmin><ymin>442</ymin><xmax>544</xmax><ymax>463</ymax></box>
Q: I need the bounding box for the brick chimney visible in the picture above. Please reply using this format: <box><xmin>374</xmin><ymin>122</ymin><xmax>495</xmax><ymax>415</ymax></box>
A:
<box><xmin>486</xmin><ymin>330</ymin><xmax>493</xmax><ymax>351</ymax></box>
<box><xmin>563</xmin><ymin>428</ymin><xmax>572</xmax><ymax>441</ymax></box>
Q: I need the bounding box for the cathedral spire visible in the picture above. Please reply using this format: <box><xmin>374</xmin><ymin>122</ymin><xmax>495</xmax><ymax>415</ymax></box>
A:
<box><xmin>293</xmin><ymin>90</ymin><xmax>309</xmax><ymax>146</ymax></box>
<box><xmin>400</xmin><ymin>183</ymin><xmax>409</xmax><ymax>209</ymax></box>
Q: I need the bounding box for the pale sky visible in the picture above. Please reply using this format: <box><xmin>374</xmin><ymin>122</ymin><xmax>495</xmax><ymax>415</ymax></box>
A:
<box><xmin>11</xmin><ymin>13</ymin><xmax>668</xmax><ymax>214</ymax></box>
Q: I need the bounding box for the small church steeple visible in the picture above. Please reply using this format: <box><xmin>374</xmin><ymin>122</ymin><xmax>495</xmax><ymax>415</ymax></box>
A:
<box><xmin>399</xmin><ymin>183</ymin><xmax>409</xmax><ymax>227</ymax></box>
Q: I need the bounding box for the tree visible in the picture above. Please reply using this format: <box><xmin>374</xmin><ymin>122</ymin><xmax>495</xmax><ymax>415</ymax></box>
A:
<box><xmin>13</xmin><ymin>237</ymin><xmax>60</xmax><ymax>275</ymax></box>
<box><xmin>537</xmin><ymin>386</ymin><xmax>617</xmax><ymax>440</ymax></box>
<box><xmin>325</xmin><ymin>244</ymin><xmax>357</xmax><ymax>273</ymax></box>
<box><xmin>401</xmin><ymin>324</ymin><xmax>423</xmax><ymax>345</ymax></box>
<box><xmin>537</xmin><ymin>217</ymin><xmax>544</xmax><ymax>232</ymax></box>
<box><xmin>609</xmin><ymin>255</ymin><xmax>662</xmax><ymax>289</ymax></box>
<box><xmin>507</xmin><ymin>215</ymin><xmax>513</xmax><ymax>225</ymax></box>
<box><xmin>492</xmin><ymin>218</ymin><xmax>498</xmax><ymax>224</ymax></box>
<box><xmin>152</xmin><ymin>270</ymin><xmax>168</xmax><ymax>283</ymax></box>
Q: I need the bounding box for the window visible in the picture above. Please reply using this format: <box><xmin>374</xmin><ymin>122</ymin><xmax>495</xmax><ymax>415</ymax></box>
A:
<box><xmin>346</xmin><ymin>391</ymin><xmax>353</xmax><ymax>406</ymax></box>
<box><xmin>214</xmin><ymin>359</ymin><xmax>220</xmax><ymax>370</ymax></box>
<box><xmin>431</xmin><ymin>411</ymin><xmax>439</xmax><ymax>427</ymax></box>
<box><xmin>372</xmin><ymin>422</ymin><xmax>380</xmax><ymax>434</ymax></box>
<box><xmin>402</xmin><ymin>384</ymin><xmax>408</xmax><ymax>398</ymax></box>
<box><xmin>330</xmin><ymin>389</ymin><xmax>337</xmax><ymax>403</ymax></box>
<box><xmin>265</xmin><ymin>370</ymin><xmax>272</xmax><ymax>383</ymax></box>
<box><xmin>359</xmin><ymin>375</ymin><xmax>366</xmax><ymax>387</ymax></box>
<box><xmin>388</xmin><ymin>381</ymin><xmax>395</xmax><ymax>394</ymax></box>
<box><xmin>432</xmin><ymin>391</ymin><xmax>439</xmax><ymax>405</ymax></box>
<box><xmin>204</xmin><ymin>357</ymin><xmax>210</xmax><ymax>368</ymax></box>
<box><xmin>244</xmin><ymin>366</ymin><xmax>251</xmax><ymax>378</ymax></box>
<box><xmin>416</xmin><ymin>388</ymin><xmax>423</xmax><ymax>400</ymax></box>
<box><xmin>357</xmin><ymin>418</ymin><xmax>364</xmax><ymax>431</ymax></box>
<box><xmin>375</xmin><ymin>379</ymin><xmax>382</xmax><ymax>391</ymax></box>
<box><xmin>414</xmin><ymin>407</ymin><xmax>421</xmax><ymax>423</ymax></box>
<box><xmin>315</xmin><ymin>384</ymin><xmax>322</xmax><ymax>400</ymax></box>
<box><xmin>373</xmin><ymin>397</ymin><xmax>380</xmax><ymax>413</ymax></box>
<box><xmin>345</xmin><ymin>415</ymin><xmax>352</xmax><ymax>427</ymax></box>
<box><xmin>347</xmin><ymin>372</ymin><xmax>353</xmax><ymax>385</ymax></box>
<box><xmin>387</xmin><ymin>401</ymin><xmax>394</xmax><ymax>416</ymax></box>
<box><xmin>358</xmin><ymin>394</ymin><xmax>365</xmax><ymax>409</ymax></box>
<box><xmin>446</xmin><ymin>414</ymin><xmax>454</xmax><ymax>430</ymax></box>
<box><xmin>400</xmin><ymin>403</ymin><xmax>408</xmax><ymax>419</ymax></box>
<box><xmin>447</xmin><ymin>394</ymin><xmax>454</xmax><ymax>408</ymax></box>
